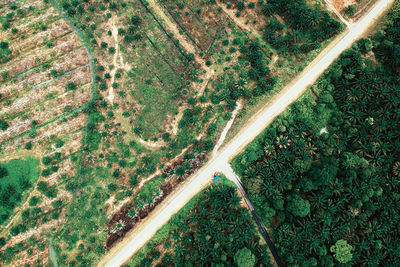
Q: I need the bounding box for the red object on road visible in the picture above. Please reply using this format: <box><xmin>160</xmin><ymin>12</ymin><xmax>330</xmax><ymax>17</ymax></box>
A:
<box><xmin>213</xmin><ymin>172</ymin><xmax>219</xmax><ymax>177</ymax></box>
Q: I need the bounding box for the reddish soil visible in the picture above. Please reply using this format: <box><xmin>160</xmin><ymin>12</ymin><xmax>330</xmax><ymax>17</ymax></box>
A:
<box><xmin>332</xmin><ymin>0</ymin><xmax>356</xmax><ymax>13</ymax></box>
<box><xmin>105</xmin><ymin>153</ymin><xmax>207</xmax><ymax>249</ymax></box>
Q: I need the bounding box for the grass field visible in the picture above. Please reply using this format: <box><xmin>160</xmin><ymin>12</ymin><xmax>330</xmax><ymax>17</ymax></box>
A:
<box><xmin>0</xmin><ymin>156</ymin><xmax>40</xmax><ymax>225</ymax></box>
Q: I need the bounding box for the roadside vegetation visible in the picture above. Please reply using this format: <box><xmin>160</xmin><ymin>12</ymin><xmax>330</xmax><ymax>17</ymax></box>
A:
<box><xmin>233</xmin><ymin>3</ymin><xmax>400</xmax><ymax>265</ymax></box>
<box><xmin>127</xmin><ymin>177</ymin><xmax>272</xmax><ymax>267</ymax></box>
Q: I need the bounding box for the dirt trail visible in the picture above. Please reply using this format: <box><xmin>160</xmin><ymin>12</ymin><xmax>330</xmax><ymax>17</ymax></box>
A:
<box><xmin>212</xmin><ymin>102</ymin><xmax>242</xmax><ymax>157</ymax></box>
<box><xmin>107</xmin><ymin>22</ymin><xmax>119</xmax><ymax>105</ymax></box>
<box><xmin>108</xmin><ymin>20</ymin><xmax>165</xmax><ymax>149</ymax></box>
<box><xmin>217</xmin><ymin>1</ymin><xmax>263</xmax><ymax>37</ymax></box>
<box><xmin>325</xmin><ymin>0</ymin><xmax>352</xmax><ymax>27</ymax></box>
<box><xmin>0</xmin><ymin>148</ymin><xmax>42</xmax><ymax>162</ymax></box>
<box><xmin>111</xmin><ymin>0</ymin><xmax>215</xmax><ymax>148</ymax></box>
<box><xmin>107</xmin><ymin>20</ymin><xmax>132</xmax><ymax>104</ymax></box>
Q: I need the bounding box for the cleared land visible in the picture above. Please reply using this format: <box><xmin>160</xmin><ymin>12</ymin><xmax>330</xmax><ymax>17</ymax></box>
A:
<box><xmin>0</xmin><ymin>0</ymin><xmax>91</xmax><ymax>265</ymax></box>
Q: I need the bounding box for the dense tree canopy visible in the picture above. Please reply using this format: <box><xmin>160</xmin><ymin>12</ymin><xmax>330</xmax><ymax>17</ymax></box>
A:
<box><xmin>261</xmin><ymin>0</ymin><xmax>342</xmax><ymax>55</ymax></box>
<box><xmin>233</xmin><ymin>6</ymin><xmax>400</xmax><ymax>266</ymax></box>
<box><xmin>135</xmin><ymin>182</ymin><xmax>272</xmax><ymax>267</ymax></box>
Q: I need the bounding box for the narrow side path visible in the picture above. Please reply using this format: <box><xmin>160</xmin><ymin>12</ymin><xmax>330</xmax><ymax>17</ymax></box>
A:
<box><xmin>222</xmin><ymin>164</ymin><xmax>282</xmax><ymax>267</ymax></box>
<box><xmin>325</xmin><ymin>0</ymin><xmax>352</xmax><ymax>27</ymax></box>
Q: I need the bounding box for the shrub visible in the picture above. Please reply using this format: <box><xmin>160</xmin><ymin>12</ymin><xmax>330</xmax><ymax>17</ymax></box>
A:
<box><xmin>29</xmin><ymin>196</ymin><xmax>41</xmax><ymax>207</ymax></box>
<box><xmin>50</xmin><ymin>69</ymin><xmax>58</xmax><ymax>76</ymax></box>
<box><xmin>25</xmin><ymin>141</ymin><xmax>32</xmax><ymax>150</ymax></box>
<box><xmin>108</xmin><ymin>183</ymin><xmax>117</xmax><ymax>191</ymax></box>
<box><xmin>186</xmin><ymin>53</ymin><xmax>195</xmax><ymax>61</ymax></box>
<box><xmin>66</xmin><ymin>82</ymin><xmax>77</xmax><ymax>91</ymax></box>
<box><xmin>0</xmin><ymin>119</ymin><xmax>9</xmax><ymax>131</ymax></box>
<box><xmin>131</xmin><ymin>15</ymin><xmax>140</xmax><ymax>25</ymax></box>
<box><xmin>0</xmin><ymin>166</ymin><xmax>8</xmax><ymax>178</ymax></box>
<box><xmin>330</xmin><ymin>240</ymin><xmax>353</xmax><ymax>263</ymax></box>
<box><xmin>236</xmin><ymin>2</ymin><xmax>245</xmax><ymax>10</ymax></box>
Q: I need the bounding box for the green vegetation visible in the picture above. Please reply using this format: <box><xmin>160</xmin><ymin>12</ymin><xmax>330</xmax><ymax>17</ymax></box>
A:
<box><xmin>232</xmin><ymin>4</ymin><xmax>400</xmax><ymax>266</ymax></box>
<box><xmin>0</xmin><ymin>41</ymin><xmax>11</xmax><ymax>63</ymax></box>
<box><xmin>128</xmin><ymin>177</ymin><xmax>271</xmax><ymax>266</ymax></box>
<box><xmin>0</xmin><ymin>119</ymin><xmax>9</xmax><ymax>131</ymax></box>
<box><xmin>261</xmin><ymin>0</ymin><xmax>341</xmax><ymax>55</ymax></box>
<box><xmin>0</xmin><ymin>156</ymin><xmax>40</xmax><ymax>225</ymax></box>
<box><xmin>330</xmin><ymin>239</ymin><xmax>353</xmax><ymax>264</ymax></box>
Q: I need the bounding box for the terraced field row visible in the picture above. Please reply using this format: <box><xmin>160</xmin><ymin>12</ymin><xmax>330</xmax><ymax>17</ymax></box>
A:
<box><xmin>0</xmin><ymin>1</ymin><xmax>90</xmax><ymax>150</ymax></box>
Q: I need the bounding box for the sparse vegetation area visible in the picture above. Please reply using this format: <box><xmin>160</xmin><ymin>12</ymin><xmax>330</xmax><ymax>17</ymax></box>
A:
<box><xmin>0</xmin><ymin>0</ymin><xmax>90</xmax><ymax>265</ymax></box>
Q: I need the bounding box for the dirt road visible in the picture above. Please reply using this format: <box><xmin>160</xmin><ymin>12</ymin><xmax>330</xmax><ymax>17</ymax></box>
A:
<box><xmin>100</xmin><ymin>0</ymin><xmax>393</xmax><ymax>265</ymax></box>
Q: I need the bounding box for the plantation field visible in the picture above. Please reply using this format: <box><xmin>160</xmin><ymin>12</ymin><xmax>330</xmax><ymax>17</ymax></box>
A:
<box><xmin>232</xmin><ymin>3</ymin><xmax>400</xmax><ymax>265</ymax></box>
<box><xmin>0</xmin><ymin>0</ymin><xmax>91</xmax><ymax>265</ymax></box>
<box><xmin>0</xmin><ymin>0</ymin><xmax>90</xmax><ymax>152</ymax></box>
<box><xmin>117</xmin><ymin>0</ymin><xmax>200</xmax><ymax>139</ymax></box>
<box><xmin>128</xmin><ymin>177</ymin><xmax>272</xmax><ymax>266</ymax></box>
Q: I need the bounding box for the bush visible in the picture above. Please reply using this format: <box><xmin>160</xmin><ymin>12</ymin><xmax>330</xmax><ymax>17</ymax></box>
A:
<box><xmin>236</xmin><ymin>2</ymin><xmax>245</xmax><ymax>11</ymax></box>
<box><xmin>29</xmin><ymin>196</ymin><xmax>41</xmax><ymax>207</ymax></box>
<box><xmin>0</xmin><ymin>119</ymin><xmax>9</xmax><ymax>131</ymax></box>
<box><xmin>66</xmin><ymin>82</ymin><xmax>77</xmax><ymax>91</ymax></box>
<box><xmin>0</xmin><ymin>166</ymin><xmax>8</xmax><ymax>178</ymax></box>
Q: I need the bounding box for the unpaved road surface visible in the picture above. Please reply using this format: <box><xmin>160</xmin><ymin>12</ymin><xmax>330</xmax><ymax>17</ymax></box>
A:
<box><xmin>101</xmin><ymin>0</ymin><xmax>393</xmax><ymax>265</ymax></box>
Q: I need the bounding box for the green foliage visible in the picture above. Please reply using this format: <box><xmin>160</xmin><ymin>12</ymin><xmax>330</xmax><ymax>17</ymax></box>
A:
<box><xmin>65</xmin><ymin>82</ymin><xmax>77</xmax><ymax>91</ymax></box>
<box><xmin>130</xmin><ymin>179</ymin><xmax>271</xmax><ymax>266</ymax></box>
<box><xmin>25</xmin><ymin>141</ymin><xmax>33</xmax><ymax>150</ymax></box>
<box><xmin>330</xmin><ymin>239</ymin><xmax>352</xmax><ymax>263</ymax></box>
<box><xmin>286</xmin><ymin>194</ymin><xmax>310</xmax><ymax>217</ymax></box>
<box><xmin>0</xmin><ymin>119</ymin><xmax>9</xmax><ymax>131</ymax></box>
<box><xmin>0</xmin><ymin>166</ymin><xmax>8</xmax><ymax>178</ymax></box>
<box><xmin>234</xmin><ymin>247</ymin><xmax>256</xmax><ymax>267</ymax></box>
<box><xmin>0</xmin><ymin>41</ymin><xmax>12</xmax><ymax>63</ymax></box>
<box><xmin>262</xmin><ymin>0</ymin><xmax>341</xmax><ymax>55</ymax></box>
<box><xmin>233</xmin><ymin>8</ymin><xmax>400</xmax><ymax>265</ymax></box>
<box><xmin>0</xmin><ymin>157</ymin><xmax>40</xmax><ymax>225</ymax></box>
<box><xmin>29</xmin><ymin>196</ymin><xmax>41</xmax><ymax>207</ymax></box>
<box><xmin>344</xmin><ymin>5</ymin><xmax>355</xmax><ymax>17</ymax></box>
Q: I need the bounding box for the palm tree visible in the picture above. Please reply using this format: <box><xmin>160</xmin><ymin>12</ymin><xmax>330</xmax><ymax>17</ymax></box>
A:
<box><xmin>172</xmin><ymin>230</ymin><xmax>181</xmax><ymax>243</ymax></box>
<box><xmin>393</xmin><ymin>161</ymin><xmax>400</xmax><ymax>177</ymax></box>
